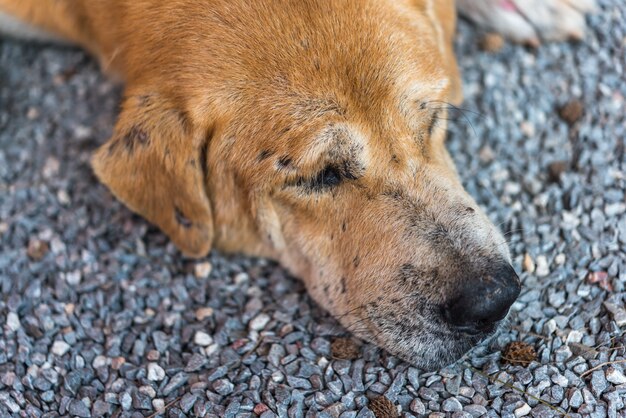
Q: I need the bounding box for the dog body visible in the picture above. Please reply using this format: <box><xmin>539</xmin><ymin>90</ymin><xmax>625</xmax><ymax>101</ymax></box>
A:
<box><xmin>0</xmin><ymin>0</ymin><xmax>595</xmax><ymax>369</ymax></box>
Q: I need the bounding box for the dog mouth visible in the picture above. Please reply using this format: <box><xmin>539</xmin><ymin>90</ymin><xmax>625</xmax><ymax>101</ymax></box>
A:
<box><xmin>349</xmin><ymin>304</ymin><xmax>508</xmax><ymax>371</ymax></box>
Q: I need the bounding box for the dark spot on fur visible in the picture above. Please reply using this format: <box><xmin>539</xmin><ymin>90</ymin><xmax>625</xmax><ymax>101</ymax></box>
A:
<box><xmin>323</xmin><ymin>284</ymin><xmax>330</xmax><ymax>295</ymax></box>
<box><xmin>258</xmin><ymin>150</ymin><xmax>273</xmax><ymax>161</ymax></box>
<box><xmin>353</xmin><ymin>255</ymin><xmax>360</xmax><ymax>268</ymax></box>
<box><xmin>175</xmin><ymin>207</ymin><xmax>192</xmax><ymax>228</ymax></box>
<box><xmin>199</xmin><ymin>128</ymin><xmax>211</xmax><ymax>189</ymax></box>
<box><xmin>178</xmin><ymin>110</ymin><xmax>192</xmax><ymax>133</ymax></box>
<box><xmin>466</xmin><ymin>207</ymin><xmax>475</xmax><ymax>213</ymax></box>
<box><xmin>277</xmin><ymin>156</ymin><xmax>293</xmax><ymax>169</ymax></box>
<box><xmin>188</xmin><ymin>159</ymin><xmax>197</xmax><ymax>168</ymax></box>
<box><xmin>391</xmin><ymin>154</ymin><xmax>399</xmax><ymax>164</ymax></box>
<box><xmin>342</xmin><ymin>222</ymin><xmax>347</xmax><ymax>232</ymax></box>
<box><xmin>340</xmin><ymin>277</ymin><xmax>347</xmax><ymax>294</ymax></box>
<box><xmin>427</xmin><ymin>110</ymin><xmax>440</xmax><ymax>138</ymax></box>
<box><xmin>123</xmin><ymin>126</ymin><xmax>149</xmax><ymax>151</ymax></box>
<box><xmin>399</xmin><ymin>264</ymin><xmax>417</xmax><ymax>286</ymax></box>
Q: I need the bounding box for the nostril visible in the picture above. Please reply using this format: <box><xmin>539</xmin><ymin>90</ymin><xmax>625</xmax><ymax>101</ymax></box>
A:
<box><xmin>443</xmin><ymin>263</ymin><xmax>521</xmax><ymax>332</ymax></box>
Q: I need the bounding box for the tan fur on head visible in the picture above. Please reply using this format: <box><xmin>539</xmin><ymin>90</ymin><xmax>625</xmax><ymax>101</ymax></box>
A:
<box><xmin>0</xmin><ymin>0</ymin><xmax>531</xmax><ymax>369</ymax></box>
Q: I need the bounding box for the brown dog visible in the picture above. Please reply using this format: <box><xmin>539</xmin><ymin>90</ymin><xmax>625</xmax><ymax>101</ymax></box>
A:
<box><xmin>0</xmin><ymin>0</ymin><xmax>595</xmax><ymax>369</ymax></box>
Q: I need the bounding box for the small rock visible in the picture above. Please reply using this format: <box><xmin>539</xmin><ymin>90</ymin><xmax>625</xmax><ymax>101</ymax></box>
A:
<box><xmin>590</xmin><ymin>370</ymin><xmax>607</xmax><ymax>397</ymax></box>
<box><xmin>120</xmin><ymin>392</ymin><xmax>132</xmax><ymax>410</ymax></box>
<box><xmin>522</xmin><ymin>253</ymin><xmax>535</xmax><ymax>273</ymax></box>
<box><xmin>69</xmin><ymin>399</ymin><xmax>91</xmax><ymax>417</ymax></box>
<box><xmin>111</xmin><ymin>357</ymin><xmax>126</xmax><ymax>370</ymax></box>
<box><xmin>147</xmin><ymin>363</ymin><xmax>165</xmax><ymax>381</ymax></box>
<box><xmin>254</xmin><ymin>404</ymin><xmax>270</xmax><ymax>415</ymax></box>
<box><xmin>213</xmin><ymin>379</ymin><xmax>234</xmax><ymax>395</ymax></box>
<box><xmin>514</xmin><ymin>403</ymin><xmax>531</xmax><ymax>417</ymax></box>
<box><xmin>410</xmin><ymin>399</ymin><xmax>426</xmax><ymax>414</ymax></box>
<box><xmin>51</xmin><ymin>340</ymin><xmax>71</xmax><ymax>357</ymax></box>
<box><xmin>185</xmin><ymin>353</ymin><xmax>208</xmax><ymax>372</ymax></box>
<box><xmin>162</xmin><ymin>372</ymin><xmax>188</xmax><ymax>396</ymax></box>
<box><xmin>27</xmin><ymin>239</ymin><xmax>49</xmax><ymax>260</ymax></box>
<box><xmin>152</xmin><ymin>399</ymin><xmax>165</xmax><ymax>412</ymax></box>
<box><xmin>92</xmin><ymin>400</ymin><xmax>110</xmax><ymax>417</ymax></box>
<box><xmin>194</xmin><ymin>262</ymin><xmax>212</xmax><ymax>279</ymax></box>
<box><xmin>603</xmin><ymin>302</ymin><xmax>626</xmax><ymax>326</ymax></box>
<box><xmin>535</xmin><ymin>256</ymin><xmax>550</xmax><ymax>277</ymax></box>
<box><xmin>249</xmin><ymin>313</ymin><xmax>271</xmax><ymax>331</ymax></box>
<box><xmin>179</xmin><ymin>393</ymin><xmax>198</xmax><ymax>413</ymax></box>
<box><xmin>442</xmin><ymin>397</ymin><xmax>462</xmax><ymax>412</ymax></box>
<box><xmin>195</xmin><ymin>307</ymin><xmax>214</xmax><ymax>321</ymax></box>
<box><xmin>194</xmin><ymin>331</ymin><xmax>214</xmax><ymax>346</ymax></box>
<box><xmin>587</xmin><ymin>271</ymin><xmax>613</xmax><ymax>292</ymax></box>
<box><xmin>6</xmin><ymin>312</ymin><xmax>20</xmax><ymax>332</ymax></box>
<box><xmin>605</xmin><ymin>367</ymin><xmax>626</xmax><ymax>384</ymax></box>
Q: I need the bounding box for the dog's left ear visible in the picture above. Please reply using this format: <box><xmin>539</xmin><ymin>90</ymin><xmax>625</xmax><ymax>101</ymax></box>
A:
<box><xmin>92</xmin><ymin>90</ymin><xmax>214</xmax><ymax>257</ymax></box>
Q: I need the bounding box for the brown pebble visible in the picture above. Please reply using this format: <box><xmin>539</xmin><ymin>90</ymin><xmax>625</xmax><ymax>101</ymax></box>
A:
<box><xmin>27</xmin><ymin>239</ymin><xmax>49</xmax><ymax>261</ymax></box>
<box><xmin>111</xmin><ymin>357</ymin><xmax>126</xmax><ymax>370</ymax></box>
<box><xmin>522</xmin><ymin>253</ymin><xmax>535</xmax><ymax>274</ymax></box>
<box><xmin>587</xmin><ymin>271</ymin><xmax>613</xmax><ymax>292</ymax></box>
<box><xmin>547</xmin><ymin>160</ymin><xmax>569</xmax><ymax>183</ymax></box>
<box><xmin>480</xmin><ymin>33</ymin><xmax>505</xmax><ymax>52</ymax></box>
<box><xmin>369</xmin><ymin>396</ymin><xmax>399</xmax><ymax>418</ymax></box>
<box><xmin>331</xmin><ymin>337</ymin><xmax>360</xmax><ymax>360</ymax></box>
<box><xmin>559</xmin><ymin>99</ymin><xmax>584</xmax><ymax>125</ymax></box>
<box><xmin>501</xmin><ymin>341</ymin><xmax>537</xmax><ymax>365</ymax></box>
<box><xmin>253</xmin><ymin>403</ymin><xmax>269</xmax><ymax>415</ymax></box>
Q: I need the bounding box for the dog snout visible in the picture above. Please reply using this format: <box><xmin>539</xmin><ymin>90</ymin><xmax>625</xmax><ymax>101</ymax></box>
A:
<box><xmin>443</xmin><ymin>263</ymin><xmax>521</xmax><ymax>333</ymax></box>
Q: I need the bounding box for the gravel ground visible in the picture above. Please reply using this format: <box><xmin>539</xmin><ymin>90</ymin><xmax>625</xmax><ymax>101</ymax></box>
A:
<box><xmin>1</xmin><ymin>1</ymin><xmax>625</xmax><ymax>417</ymax></box>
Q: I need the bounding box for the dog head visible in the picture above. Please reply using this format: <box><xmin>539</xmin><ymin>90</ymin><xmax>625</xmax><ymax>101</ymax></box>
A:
<box><xmin>92</xmin><ymin>0</ymin><xmax>519</xmax><ymax>370</ymax></box>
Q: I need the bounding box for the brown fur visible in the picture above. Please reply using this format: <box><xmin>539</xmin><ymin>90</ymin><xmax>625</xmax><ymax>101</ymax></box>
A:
<box><xmin>0</xmin><ymin>0</ymin><xmax>540</xmax><ymax>368</ymax></box>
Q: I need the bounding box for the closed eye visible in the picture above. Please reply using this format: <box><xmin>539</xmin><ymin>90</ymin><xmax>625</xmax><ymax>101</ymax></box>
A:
<box><xmin>307</xmin><ymin>165</ymin><xmax>343</xmax><ymax>190</ymax></box>
<box><xmin>287</xmin><ymin>164</ymin><xmax>348</xmax><ymax>192</ymax></box>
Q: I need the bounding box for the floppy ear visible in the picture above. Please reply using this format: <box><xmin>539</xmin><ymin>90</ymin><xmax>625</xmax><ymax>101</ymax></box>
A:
<box><xmin>92</xmin><ymin>90</ymin><xmax>214</xmax><ymax>257</ymax></box>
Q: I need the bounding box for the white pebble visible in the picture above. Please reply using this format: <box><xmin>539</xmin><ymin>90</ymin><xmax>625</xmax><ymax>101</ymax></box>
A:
<box><xmin>535</xmin><ymin>256</ymin><xmax>550</xmax><ymax>277</ymax></box>
<box><xmin>51</xmin><ymin>340</ymin><xmax>71</xmax><ymax>357</ymax></box>
<box><xmin>92</xmin><ymin>355</ymin><xmax>108</xmax><ymax>368</ymax></box>
<box><xmin>514</xmin><ymin>403</ymin><xmax>531</xmax><ymax>417</ymax></box>
<box><xmin>205</xmin><ymin>343</ymin><xmax>219</xmax><ymax>357</ymax></box>
<box><xmin>194</xmin><ymin>262</ymin><xmax>212</xmax><ymax>279</ymax></box>
<box><xmin>147</xmin><ymin>363</ymin><xmax>165</xmax><ymax>381</ymax></box>
<box><xmin>606</xmin><ymin>367</ymin><xmax>626</xmax><ymax>384</ymax></box>
<box><xmin>249</xmin><ymin>313</ymin><xmax>271</xmax><ymax>331</ymax></box>
<box><xmin>65</xmin><ymin>271</ymin><xmax>82</xmax><ymax>285</ymax></box>
<box><xmin>139</xmin><ymin>385</ymin><xmax>157</xmax><ymax>398</ymax></box>
<box><xmin>194</xmin><ymin>331</ymin><xmax>214</xmax><ymax>346</ymax></box>
<box><xmin>152</xmin><ymin>399</ymin><xmax>165</xmax><ymax>412</ymax></box>
<box><xmin>6</xmin><ymin>312</ymin><xmax>20</xmax><ymax>332</ymax></box>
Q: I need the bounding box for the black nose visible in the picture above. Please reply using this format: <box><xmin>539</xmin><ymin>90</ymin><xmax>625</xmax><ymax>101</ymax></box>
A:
<box><xmin>443</xmin><ymin>263</ymin><xmax>521</xmax><ymax>333</ymax></box>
